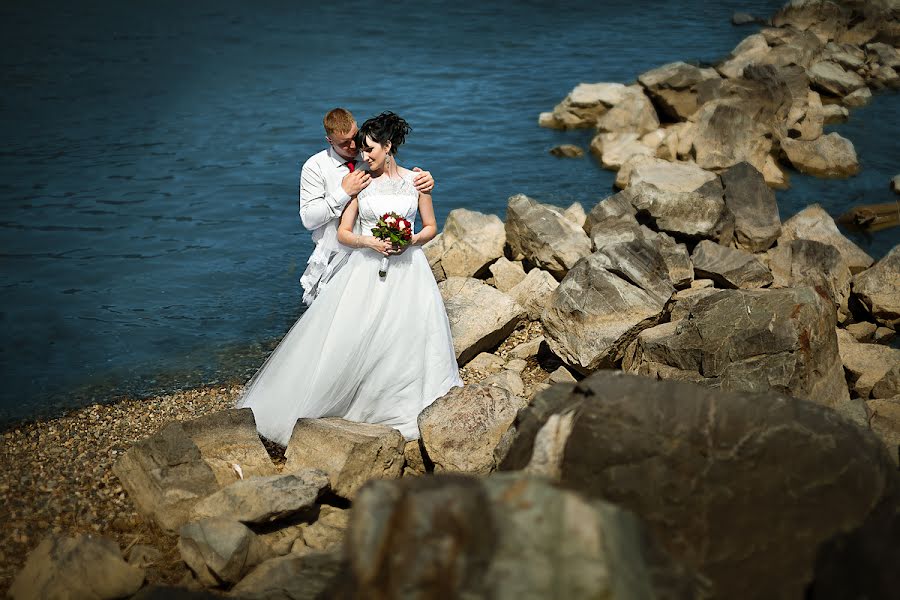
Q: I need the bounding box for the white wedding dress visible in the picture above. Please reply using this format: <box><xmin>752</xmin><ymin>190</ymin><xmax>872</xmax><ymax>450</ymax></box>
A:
<box><xmin>237</xmin><ymin>170</ymin><xmax>463</xmax><ymax>445</ymax></box>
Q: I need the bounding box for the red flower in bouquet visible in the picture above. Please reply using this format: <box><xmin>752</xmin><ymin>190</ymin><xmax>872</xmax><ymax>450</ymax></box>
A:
<box><xmin>371</xmin><ymin>211</ymin><xmax>413</xmax><ymax>277</ymax></box>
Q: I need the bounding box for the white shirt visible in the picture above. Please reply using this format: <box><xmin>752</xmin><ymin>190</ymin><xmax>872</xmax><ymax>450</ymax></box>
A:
<box><xmin>297</xmin><ymin>147</ymin><xmax>361</xmax><ymax>305</ymax></box>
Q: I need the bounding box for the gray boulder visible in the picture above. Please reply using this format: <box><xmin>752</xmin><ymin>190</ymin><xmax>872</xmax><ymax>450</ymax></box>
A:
<box><xmin>229</xmin><ymin>551</ymin><xmax>344</xmax><ymax>599</ymax></box>
<box><xmin>488</xmin><ymin>257</ymin><xmax>526</xmax><ymax>293</ymax></box>
<box><xmin>542</xmin><ymin>82</ymin><xmax>630</xmax><ymax>129</ymax></box>
<box><xmin>178</xmin><ymin>518</ymin><xmax>271</xmax><ymax>587</ymax></box>
<box><xmin>418</xmin><ymin>383</ymin><xmax>527</xmax><ymax>475</ymax></box>
<box><xmin>623</xmin><ymin>287</ymin><xmax>861</xmax><ymax>423</ymax></box>
<box><xmin>809</xmin><ymin>60</ymin><xmax>867</xmax><ymax>97</ymax></box>
<box><xmin>340</xmin><ymin>473</ymin><xmax>699</xmax><ymax>599</ymax></box>
<box><xmin>592</xmin><ymin>131</ymin><xmax>653</xmax><ymax>170</ymax></box>
<box><xmin>851</xmin><ymin>245</ymin><xmax>900</xmax><ymax>329</ymax></box>
<box><xmin>439</xmin><ymin>277</ymin><xmax>526</xmax><ymax>364</ymax></box>
<box><xmin>505</xmin><ymin>268</ymin><xmax>558</xmax><ymax>321</ymax></box>
<box><xmin>627</xmin><ymin>156</ymin><xmax>718</xmax><ymax>193</ymax></box>
<box><xmin>768</xmin><ymin>239</ymin><xmax>852</xmax><ymax>322</ymax></box>
<box><xmin>779</xmin><ymin>204</ymin><xmax>874</xmax><ymax>273</ymax></box>
<box><xmin>542</xmin><ymin>253</ymin><xmax>665</xmax><ymax>372</ymax></box>
<box><xmin>692</xmin><ymin>103</ymin><xmax>772</xmax><ymax>173</ymax></box>
<box><xmin>190</xmin><ymin>471</ymin><xmax>329</xmax><ymax>524</ymax></box>
<box><xmin>781</xmin><ymin>133</ymin><xmax>860</xmax><ymax>178</ymax></box>
<box><xmin>720</xmin><ymin>162</ymin><xmax>781</xmax><ymax>252</ymax></box>
<box><xmin>595</xmin><ymin>85</ymin><xmax>660</xmax><ymax>135</ymax></box>
<box><xmin>498</xmin><ymin>371</ymin><xmax>898</xmax><ymax>600</ymax></box>
<box><xmin>10</xmin><ymin>534</ymin><xmax>145</xmax><ymax>600</ymax></box>
<box><xmin>599</xmin><ymin>238</ymin><xmax>677</xmax><ymax>305</ymax></box>
<box><xmin>626</xmin><ymin>181</ymin><xmax>733</xmax><ymax>243</ymax></box>
<box><xmin>423</xmin><ymin>209</ymin><xmax>505</xmax><ymax>281</ymax></box>
<box><xmin>302</xmin><ymin>506</ymin><xmax>350</xmax><ymax>552</ymax></box>
<box><xmin>837</xmin><ymin>330</ymin><xmax>900</xmax><ymax>399</ymax></box>
<box><xmin>113</xmin><ymin>422</ymin><xmax>221</xmax><ymax>533</ymax></box>
<box><xmin>284</xmin><ymin>418</ymin><xmax>404</xmax><ymax>500</ymax></box>
<box><xmin>772</xmin><ymin>0</ymin><xmax>850</xmax><ymax>44</ymax></box>
<box><xmin>505</xmin><ymin>194</ymin><xmax>592</xmax><ymax>279</ymax></box>
<box><xmin>691</xmin><ymin>240</ymin><xmax>773</xmax><ymax>289</ymax></box>
<box><xmin>638</xmin><ymin>61</ymin><xmax>721</xmax><ymax>120</ymax></box>
<box><xmin>180</xmin><ymin>409</ymin><xmax>277</xmax><ymax>485</ymax></box>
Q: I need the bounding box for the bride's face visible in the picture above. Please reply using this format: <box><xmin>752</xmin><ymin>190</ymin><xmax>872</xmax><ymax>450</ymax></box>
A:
<box><xmin>361</xmin><ymin>135</ymin><xmax>391</xmax><ymax>172</ymax></box>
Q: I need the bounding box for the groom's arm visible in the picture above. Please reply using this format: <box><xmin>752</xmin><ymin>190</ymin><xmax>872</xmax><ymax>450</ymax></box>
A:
<box><xmin>298</xmin><ymin>159</ymin><xmax>351</xmax><ymax>231</ymax></box>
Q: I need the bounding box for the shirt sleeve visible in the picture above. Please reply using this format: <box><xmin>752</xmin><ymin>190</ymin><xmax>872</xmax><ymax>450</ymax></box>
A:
<box><xmin>298</xmin><ymin>158</ymin><xmax>351</xmax><ymax>231</ymax></box>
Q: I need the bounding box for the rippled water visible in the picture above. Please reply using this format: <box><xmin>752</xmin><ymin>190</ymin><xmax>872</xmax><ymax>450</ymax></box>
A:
<box><xmin>2</xmin><ymin>0</ymin><xmax>898</xmax><ymax>423</ymax></box>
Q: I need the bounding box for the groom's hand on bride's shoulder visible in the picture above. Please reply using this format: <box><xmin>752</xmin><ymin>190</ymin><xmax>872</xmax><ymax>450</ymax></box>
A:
<box><xmin>411</xmin><ymin>167</ymin><xmax>434</xmax><ymax>194</ymax></box>
<box><xmin>341</xmin><ymin>170</ymin><xmax>371</xmax><ymax>196</ymax></box>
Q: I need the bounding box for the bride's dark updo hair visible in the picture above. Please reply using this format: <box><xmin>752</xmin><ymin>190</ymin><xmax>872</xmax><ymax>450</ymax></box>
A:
<box><xmin>357</xmin><ymin>111</ymin><xmax>411</xmax><ymax>155</ymax></box>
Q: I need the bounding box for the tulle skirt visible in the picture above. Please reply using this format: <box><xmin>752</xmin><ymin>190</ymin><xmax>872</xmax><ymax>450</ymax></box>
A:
<box><xmin>237</xmin><ymin>245</ymin><xmax>462</xmax><ymax>445</ymax></box>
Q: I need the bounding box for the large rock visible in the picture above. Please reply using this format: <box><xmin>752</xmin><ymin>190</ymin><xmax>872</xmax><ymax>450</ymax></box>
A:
<box><xmin>837</xmin><ymin>331</ymin><xmax>900</xmax><ymax>399</ymax></box>
<box><xmin>594</xmin><ymin>85</ymin><xmax>660</xmax><ymax>135</ymax></box>
<box><xmin>789</xmin><ymin>89</ymin><xmax>825</xmax><ymax>141</ymax></box>
<box><xmin>851</xmin><ymin>245</ymin><xmax>900</xmax><ymax>329</ymax></box>
<box><xmin>781</xmin><ymin>133</ymin><xmax>860</xmax><ymax>178</ymax></box>
<box><xmin>339</xmin><ymin>473</ymin><xmax>698</xmax><ymax>599</ymax></box>
<box><xmin>623</xmin><ymin>287</ymin><xmax>861</xmax><ymax>423</ymax></box>
<box><xmin>599</xmin><ymin>238</ymin><xmax>677</xmax><ymax>305</ymax></box>
<box><xmin>778</xmin><ymin>204</ymin><xmax>874</xmax><ymax>273</ymax></box>
<box><xmin>768</xmin><ymin>239</ymin><xmax>852</xmax><ymax>322</ymax></box>
<box><xmin>506</xmin><ymin>268</ymin><xmax>559</xmax><ymax>321</ymax></box>
<box><xmin>591</xmin><ymin>131</ymin><xmax>653</xmax><ymax>170</ymax></box>
<box><xmin>230</xmin><ymin>551</ymin><xmax>344</xmax><ymax>599</ymax></box>
<box><xmin>692</xmin><ymin>103</ymin><xmax>772</xmax><ymax>173</ymax></box>
<box><xmin>498</xmin><ymin>371</ymin><xmax>899</xmax><ymax>600</ymax></box>
<box><xmin>717</xmin><ymin>33</ymin><xmax>772</xmax><ymax>79</ymax></box>
<box><xmin>627</xmin><ymin>157</ymin><xmax>718</xmax><ymax>193</ymax></box>
<box><xmin>809</xmin><ymin>60</ymin><xmax>867</xmax><ymax>96</ymax></box>
<box><xmin>541</xmin><ymin>82</ymin><xmax>630</xmax><ymax>129</ymax></box>
<box><xmin>638</xmin><ymin>61</ymin><xmax>721</xmax><ymax>120</ymax></box>
<box><xmin>190</xmin><ymin>471</ymin><xmax>329</xmax><ymax>524</ymax></box>
<box><xmin>867</xmin><ymin>397</ymin><xmax>900</xmax><ymax>466</ymax></box>
<box><xmin>422</xmin><ymin>209</ymin><xmax>505</xmax><ymax>281</ymax></box>
<box><xmin>113</xmin><ymin>409</ymin><xmax>277</xmax><ymax>532</ymax></box>
<box><xmin>720</xmin><ymin>162</ymin><xmax>781</xmax><ymax>252</ymax></box>
<box><xmin>10</xmin><ymin>534</ymin><xmax>145</xmax><ymax>600</ymax></box>
<box><xmin>541</xmin><ymin>253</ymin><xmax>665</xmax><ymax>372</ymax></box>
<box><xmin>439</xmin><ymin>277</ymin><xmax>525</xmax><ymax>364</ymax></box>
<box><xmin>284</xmin><ymin>418</ymin><xmax>404</xmax><ymax>500</ymax></box>
<box><xmin>487</xmin><ymin>257</ymin><xmax>525</xmax><ymax>293</ymax></box>
<box><xmin>418</xmin><ymin>383</ymin><xmax>527</xmax><ymax>475</ymax></box>
<box><xmin>772</xmin><ymin>0</ymin><xmax>851</xmax><ymax>43</ymax></box>
<box><xmin>691</xmin><ymin>240</ymin><xmax>773</xmax><ymax>289</ymax></box>
<box><xmin>302</xmin><ymin>506</ymin><xmax>350</xmax><ymax>552</ymax></box>
<box><xmin>505</xmin><ymin>194</ymin><xmax>592</xmax><ymax>278</ymax></box>
<box><xmin>625</xmin><ymin>181</ymin><xmax>733</xmax><ymax>243</ymax></box>
<box><xmin>178</xmin><ymin>518</ymin><xmax>271</xmax><ymax>587</ymax></box>
<box><xmin>113</xmin><ymin>423</ymin><xmax>221</xmax><ymax>533</ymax></box>
<box><xmin>181</xmin><ymin>409</ymin><xmax>277</xmax><ymax>485</ymax></box>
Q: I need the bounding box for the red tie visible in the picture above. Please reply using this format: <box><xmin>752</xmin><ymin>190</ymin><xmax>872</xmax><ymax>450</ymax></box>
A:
<box><xmin>345</xmin><ymin>161</ymin><xmax>355</xmax><ymax>173</ymax></box>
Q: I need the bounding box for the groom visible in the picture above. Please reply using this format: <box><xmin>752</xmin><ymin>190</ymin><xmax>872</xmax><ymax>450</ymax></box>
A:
<box><xmin>298</xmin><ymin>107</ymin><xmax>434</xmax><ymax>305</ymax></box>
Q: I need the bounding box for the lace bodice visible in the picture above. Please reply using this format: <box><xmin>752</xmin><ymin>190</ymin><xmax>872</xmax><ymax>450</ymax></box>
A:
<box><xmin>357</xmin><ymin>170</ymin><xmax>418</xmax><ymax>232</ymax></box>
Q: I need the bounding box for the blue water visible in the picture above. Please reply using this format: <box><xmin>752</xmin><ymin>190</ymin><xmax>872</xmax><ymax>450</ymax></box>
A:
<box><xmin>2</xmin><ymin>0</ymin><xmax>898</xmax><ymax>423</ymax></box>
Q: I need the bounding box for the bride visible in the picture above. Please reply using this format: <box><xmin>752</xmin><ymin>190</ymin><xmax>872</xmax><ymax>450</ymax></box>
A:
<box><xmin>237</xmin><ymin>112</ymin><xmax>463</xmax><ymax>445</ymax></box>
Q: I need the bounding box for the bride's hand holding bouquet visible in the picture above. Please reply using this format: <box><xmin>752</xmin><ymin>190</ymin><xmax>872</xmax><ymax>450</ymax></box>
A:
<box><xmin>372</xmin><ymin>211</ymin><xmax>413</xmax><ymax>276</ymax></box>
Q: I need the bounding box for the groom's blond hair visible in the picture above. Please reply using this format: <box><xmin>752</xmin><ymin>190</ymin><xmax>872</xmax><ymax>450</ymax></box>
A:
<box><xmin>323</xmin><ymin>108</ymin><xmax>356</xmax><ymax>136</ymax></box>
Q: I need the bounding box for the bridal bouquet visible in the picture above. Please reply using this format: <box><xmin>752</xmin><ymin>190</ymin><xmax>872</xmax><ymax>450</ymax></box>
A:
<box><xmin>371</xmin><ymin>212</ymin><xmax>413</xmax><ymax>277</ymax></box>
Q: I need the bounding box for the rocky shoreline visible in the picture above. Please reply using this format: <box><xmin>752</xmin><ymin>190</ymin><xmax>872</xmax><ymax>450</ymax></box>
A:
<box><xmin>4</xmin><ymin>1</ymin><xmax>900</xmax><ymax>599</ymax></box>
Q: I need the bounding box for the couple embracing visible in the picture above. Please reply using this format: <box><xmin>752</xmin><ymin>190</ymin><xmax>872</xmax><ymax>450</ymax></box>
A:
<box><xmin>237</xmin><ymin>109</ymin><xmax>463</xmax><ymax>445</ymax></box>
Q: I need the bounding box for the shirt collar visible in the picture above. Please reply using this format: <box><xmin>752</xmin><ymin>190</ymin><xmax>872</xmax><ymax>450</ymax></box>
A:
<box><xmin>327</xmin><ymin>146</ymin><xmax>360</xmax><ymax>168</ymax></box>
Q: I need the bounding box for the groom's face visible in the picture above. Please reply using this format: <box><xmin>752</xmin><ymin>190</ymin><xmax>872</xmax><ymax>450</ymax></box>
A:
<box><xmin>326</xmin><ymin>124</ymin><xmax>359</xmax><ymax>161</ymax></box>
